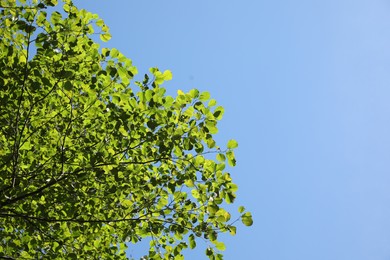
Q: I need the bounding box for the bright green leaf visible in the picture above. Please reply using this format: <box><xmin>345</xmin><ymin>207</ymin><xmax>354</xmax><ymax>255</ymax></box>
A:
<box><xmin>199</xmin><ymin>91</ymin><xmax>210</xmax><ymax>101</ymax></box>
<box><xmin>100</xmin><ymin>32</ymin><xmax>112</xmax><ymax>42</ymax></box>
<box><xmin>241</xmin><ymin>212</ymin><xmax>254</xmax><ymax>226</ymax></box>
<box><xmin>216</xmin><ymin>153</ymin><xmax>225</xmax><ymax>162</ymax></box>
<box><xmin>189</xmin><ymin>234</ymin><xmax>196</xmax><ymax>249</ymax></box>
<box><xmin>215</xmin><ymin>241</ymin><xmax>226</xmax><ymax>251</ymax></box>
<box><xmin>227</xmin><ymin>139</ymin><xmax>238</xmax><ymax>149</ymax></box>
<box><xmin>162</xmin><ymin>70</ymin><xmax>172</xmax><ymax>80</ymax></box>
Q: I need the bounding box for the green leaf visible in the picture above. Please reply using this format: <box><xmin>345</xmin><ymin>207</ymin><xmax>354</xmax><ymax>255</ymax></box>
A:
<box><xmin>117</xmin><ymin>66</ymin><xmax>130</xmax><ymax>84</ymax></box>
<box><xmin>100</xmin><ymin>32</ymin><xmax>112</xmax><ymax>42</ymax></box>
<box><xmin>63</xmin><ymin>3</ymin><xmax>70</xmax><ymax>12</ymax></box>
<box><xmin>226</xmin><ymin>150</ymin><xmax>236</xmax><ymax>167</ymax></box>
<box><xmin>46</xmin><ymin>0</ymin><xmax>58</xmax><ymax>6</ymax></box>
<box><xmin>145</xmin><ymin>89</ymin><xmax>153</xmax><ymax>101</ymax></box>
<box><xmin>228</xmin><ymin>226</ymin><xmax>237</xmax><ymax>235</ymax></box>
<box><xmin>50</xmin><ymin>11</ymin><xmax>62</xmax><ymax>24</ymax></box>
<box><xmin>213</xmin><ymin>106</ymin><xmax>224</xmax><ymax>120</ymax></box>
<box><xmin>110</xmin><ymin>48</ymin><xmax>119</xmax><ymax>58</ymax></box>
<box><xmin>102</xmin><ymin>24</ymin><xmax>110</xmax><ymax>33</ymax></box>
<box><xmin>189</xmin><ymin>234</ymin><xmax>196</xmax><ymax>249</ymax></box>
<box><xmin>225</xmin><ymin>192</ymin><xmax>236</xmax><ymax>204</ymax></box>
<box><xmin>208</xmin><ymin>204</ymin><xmax>219</xmax><ymax>214</ymax></box>
<box><xmin>241</xmin><ymin>212</ymin><xmax>254</xmax><ymax>226</ymax></box>
<box><xmin>216</xmin><ymin>153</ymin><xmax>225</xmax><ymax>162</ymax></box>
<box><xmin>96</xmin><ymin>19</ymin><xmax>105</xmax><ymax>27</ymax></box>
<box><xmin>189</xmin><ymin>89</ymin><xmax>199</xmax><ymax>98</ymax></box>
<box><xmin>199</xmin><ymin>91</ymin><xmax>211</xmax><ymax>101</ymax></box>
<box><xmin>162</xmin><ymin>70</ymin><xmax>172</xmax><ymax>81</ymax></box>
<box><xmin>215</xmin><ymin>241</ymin><xmax>226</xmax><ymax>251</ymax></box>
<box><xmin>238</xmin><ymin>206</ymin><xmax>245</xmax><ymax>213</ymax></box>
<box><xmin>208</xmin><ymin>99</ymin><xmax>217</xmax><ymax>107</ymax></box>
<box><xmin>191</xmin><ymin>189</ymin><xmax>200</xmax><ymax>199</ymax></box>
<box><xmin>20</xmin><ymin>251</ymin><xmax>32</xmax><ymax>258</ymax></box>
<box><xmin>206</xmin><ymin>247</ymin><xmax>213</xmax><ymax>256</ymax></box>
<box><xmin>227</xmin><ymin>139</ymin><xmax>238</xmax><ymax>149</ymax></box>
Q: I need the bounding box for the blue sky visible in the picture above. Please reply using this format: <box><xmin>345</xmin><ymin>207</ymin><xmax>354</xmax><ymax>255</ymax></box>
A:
<box><xmin>75</xmin><ymin>0</ymin><xmax>390</xmax><ymax>259</ymax></box>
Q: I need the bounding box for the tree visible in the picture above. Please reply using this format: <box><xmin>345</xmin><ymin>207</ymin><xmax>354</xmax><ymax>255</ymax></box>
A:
<box><xmin>0</xmin><ymin>0</ymin><xmax>253</xmax><ymax>259</ymax></box>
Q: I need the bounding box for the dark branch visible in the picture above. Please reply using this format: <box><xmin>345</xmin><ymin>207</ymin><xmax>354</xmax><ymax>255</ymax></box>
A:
<box><xmin>0</xmin><ymin>212</ymin><xmax>143</xmax><ymax>224</ymax></box>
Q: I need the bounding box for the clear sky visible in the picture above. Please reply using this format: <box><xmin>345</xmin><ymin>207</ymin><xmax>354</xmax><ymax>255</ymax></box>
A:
<box><xmin>75</xmin><ymin>1</ymin><xmax>390</xmax><ymax>259</ymax></box>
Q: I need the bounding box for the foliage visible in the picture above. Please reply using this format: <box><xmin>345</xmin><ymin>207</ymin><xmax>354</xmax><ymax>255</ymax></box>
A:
<box><xmin>0</xmin><ymin>0</ymin><xmax>252</xmax><ymax>259</ymax></box>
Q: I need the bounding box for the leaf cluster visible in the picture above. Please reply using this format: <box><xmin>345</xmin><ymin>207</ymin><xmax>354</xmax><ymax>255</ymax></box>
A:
<box><xmin>0</xmin><ymin>0</ymin><xmax>252</xmax><ymax>259</ymax></box>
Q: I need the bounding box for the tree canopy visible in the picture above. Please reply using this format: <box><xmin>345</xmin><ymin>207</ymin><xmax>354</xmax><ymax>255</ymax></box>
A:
<box><xmin>0</xmin><ymin>0</ymin><xmax>252</xmax><ymax>259</ymax></box>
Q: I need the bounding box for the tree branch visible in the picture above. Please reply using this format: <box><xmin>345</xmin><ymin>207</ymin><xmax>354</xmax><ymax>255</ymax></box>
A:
<box><xmin>0</xmin><ymin>212</ymin><xmax>143</xmax><ymax>224</ymax></box>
